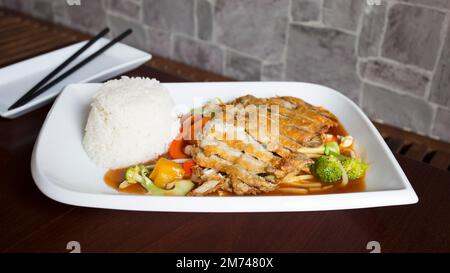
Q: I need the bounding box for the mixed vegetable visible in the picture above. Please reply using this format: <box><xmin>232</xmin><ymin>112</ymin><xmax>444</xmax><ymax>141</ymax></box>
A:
<box><xmin>311</xmin><ymin>155</ymin><xmax>368</xmax><ymax>185</ymax></box>
<box><xmin>120</xmin><ymin>161</ymin><xmax>194</xmax><ymax>196</ymax></box>
<box><xmin>116</xmin><ymin>97</ymin><xmax>368</xmax><ymax>195</ymax></box>
<box><xmin>118</xmin><ymin>110</ymin><xmax>212</xmax><ymax>196</ymax></box>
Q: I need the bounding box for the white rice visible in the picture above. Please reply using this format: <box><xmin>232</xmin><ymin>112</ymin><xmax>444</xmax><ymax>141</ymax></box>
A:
<box><xmin>83</xmin><ymin>77</ymin><xmax>180</xmax><ymax>169</ymax></box>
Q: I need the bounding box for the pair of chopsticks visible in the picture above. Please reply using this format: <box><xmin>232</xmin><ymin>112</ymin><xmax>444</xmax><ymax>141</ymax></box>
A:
<box><xmin>8</xmin><ymin>28</ymin><xmax>133</xmax><ymax>111</ymax></box>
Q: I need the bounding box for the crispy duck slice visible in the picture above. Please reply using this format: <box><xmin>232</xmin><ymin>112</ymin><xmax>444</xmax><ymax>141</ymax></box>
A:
<box><xmin>231</xmin><ymin>95</ymin><xmax>337</xmax><ymax>147</ymax></box>
<box><xmin>192</xmin><ymin>148</ymin><xmax>277</xmax><ymax>194</ymax></box>
<box><xmin>191</xmin><ymin>95</ymin><xmax>336</xmax><ymax>195</ymax></box>
<box><xmin>189</xmin><ymin>168</ymin><xmax>231</xmax><ymax>196</ymax></box>
<box><xmin>202</xmin><ymin>141</ymin><xmax>269</xmax><ymax>173</ymax></box>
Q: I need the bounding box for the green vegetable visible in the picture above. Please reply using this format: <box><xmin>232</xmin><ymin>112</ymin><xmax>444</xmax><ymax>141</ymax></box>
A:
<box><xmin>324</xmin><ymin>142</ymin><xmax>340</xmax><ymax>155</ymax></box>
<box><xmin>341</xmin><ymin>158</ymin><xmax>368</xmax><ymax>180</ymax></box>
<box><xmin>124</xmin><ymin>164</ymin><xmax>194</xmax><ymax>196</ymax></box>
<box><xmin>311</xmin><ymin>155</ymin><xmax>343</xmax><ymax>183</ymax></box>
<box><xmin>298</xmin><ymin>142</ymin><xmax>340</xmax><ymax>155</ymax></box>
<box><xmin>141</xmin><ymin>176</ymin><xmax>195</xmax><ymax>196</ymax></box>
<box><xmin>328</xmin><ymin>150</ymin><xmax>346</xmax><ymax>159</ymax></box>
<box><xmin>125</xmin><ymin>164</ymin><xmax>148</xmax><ymax>184</ymax></box>
<box><xmin>311</xmin><ymin>154</ymin><xmax>369</xmax><ymax>183</ymax></box>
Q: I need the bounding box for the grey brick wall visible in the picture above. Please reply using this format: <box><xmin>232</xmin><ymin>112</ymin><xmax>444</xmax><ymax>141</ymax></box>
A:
<box><xmin>1</xmin><ymin>0</ymin><xmax>449</xmax><ymax>143</ymax></box>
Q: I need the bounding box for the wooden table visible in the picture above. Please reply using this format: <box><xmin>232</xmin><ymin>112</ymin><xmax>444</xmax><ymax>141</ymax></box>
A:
<box><xmin>1</xmin><ymin>9</ymin><xmax>450</xmax><ymax>253</ymax></box>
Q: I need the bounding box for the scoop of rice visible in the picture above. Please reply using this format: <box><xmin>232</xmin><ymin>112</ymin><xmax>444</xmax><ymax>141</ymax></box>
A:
<box><xmin>83</xmin><ymin>77</ymin><xmax>179</xmax><ymax>169</ymax></box>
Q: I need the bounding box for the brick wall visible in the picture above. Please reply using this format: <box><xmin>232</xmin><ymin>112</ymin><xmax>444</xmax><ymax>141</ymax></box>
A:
<box><xmin>1</xmin><ymin>0</ymin><xmax>449</xmax><ymax>142</ymax></box>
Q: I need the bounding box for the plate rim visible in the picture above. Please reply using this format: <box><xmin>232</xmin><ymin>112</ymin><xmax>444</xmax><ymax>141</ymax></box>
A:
<box><xmin>30</xmin><ymin>81</ymin><xmax>419</xmax><ymax>212</ymax></box>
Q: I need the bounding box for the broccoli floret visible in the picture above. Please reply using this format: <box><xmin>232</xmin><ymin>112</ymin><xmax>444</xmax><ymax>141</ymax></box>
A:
<box><xmin>341</xmin><ymin>158</ymin><xmax>368</xmax><ymax>180</ymax></box>
<box><xmin>125</xmin><ymin>164</ymin><xmax>148</xmax><ymax>184</ymax></box>
<box><xmin>311</xmin><ymin>155</ymin><xmax>343</xmax><ymax>183</ymax></box>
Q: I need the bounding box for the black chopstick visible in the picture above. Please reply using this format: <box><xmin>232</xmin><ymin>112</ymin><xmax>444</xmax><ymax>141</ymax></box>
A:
<box><xmin>8</xmin><ymin>28</ymin><xmax>110</xmax><ymax>110</ymax></box>
<box><xmin>8</xmin><ymin>28</ymin><xmax>133</xmax><ymax>111</ymax></box>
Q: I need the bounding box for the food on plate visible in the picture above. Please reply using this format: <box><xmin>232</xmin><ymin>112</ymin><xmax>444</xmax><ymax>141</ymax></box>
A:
<box><xmin>119</xmin><ymin>162</ymin><xmax>194</xmax><ymax>196</ymax></box>
<box><xmin>98</xmin><ymin>89</ymin><xmax>368</xmax><ymax>196</ymax></box>
<box><xmin>187</xmin><ymin>95</ymin><xmax>367</xmax><ymax>195</ymax></box>
<box><xmin>341</xmin><ymin>157</ymin><xmax>368</xmax><ymax>180</ymax></box>
<box><xmin>82</xmin><ymin>77</ymin><xmax>179</xmax><ymax>169</ymax></box>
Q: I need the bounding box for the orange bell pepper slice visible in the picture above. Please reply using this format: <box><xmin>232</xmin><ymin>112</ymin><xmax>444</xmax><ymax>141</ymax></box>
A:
<box><xmin>149</xmin><ymin>158</ymin><xmax>185</xmax><ymax>189</ymax></box>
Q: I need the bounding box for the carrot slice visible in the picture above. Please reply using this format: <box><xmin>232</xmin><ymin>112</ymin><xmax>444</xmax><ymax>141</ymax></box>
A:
<box><xmin>169</xmin><ymin>133</ymin><xmax>188</xmax><ymax>159</ymax></box>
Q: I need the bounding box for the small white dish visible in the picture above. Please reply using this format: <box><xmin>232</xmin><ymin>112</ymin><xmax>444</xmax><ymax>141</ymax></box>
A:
<box><xmin>31</xmin><ymin>82</ymin><xmax>418</xmax><ymax>212</ymax></box>
<box><xmin>0</xmin><ymin>38</ymin><xmax>151</xmax><ymax>119</ymax></box>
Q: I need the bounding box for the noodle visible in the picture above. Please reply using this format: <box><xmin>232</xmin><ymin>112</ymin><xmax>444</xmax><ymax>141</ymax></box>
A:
<box><xmin>278</xmin><ymin>187</ymin><xmax>308</xmax><ymax>194</ymax></box>
<box><xmin>305</xmin><ymin>154</ymin><xmax>321</xmax><ymax>158</ymax></box>
<box><xmin>280</xmin><ymin>181</ymin><xmax>322</xmax><ymax>188</ymax></box>
<box><xmin>309</xmin><ymin>185</ymin><xmax>334</xmax><ymax>192</ymax></box>
<box><xmin>296</xmin><ymin>175</ymin><xmax>315</xmax><ymax>180</ymax></box>
<box><xmin>283</xmin><ymin>174</ymin><xmax>315</xmax><ymax>183</ymax></box>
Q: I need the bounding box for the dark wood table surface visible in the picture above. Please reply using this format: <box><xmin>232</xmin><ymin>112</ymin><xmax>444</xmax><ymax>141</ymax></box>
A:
<box><xmin>1</xmin><ymin>9</ymin><xmax>450</xmax><ymax>253</ymax></box>
<box><xmin>1</xmin><ymin>65</ymin><xmax>450</xmax><ymax>253</ymax></box>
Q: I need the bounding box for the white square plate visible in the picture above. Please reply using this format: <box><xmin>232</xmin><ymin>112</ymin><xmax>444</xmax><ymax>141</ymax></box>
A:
<box><xmin>31</xmin><ymin>82</ymin><xmax>418</xmax><ymax>212</ymax></box>
<box><xmin>0</xmin><ymin>38</ymin><xmax>151</xmax><ymax>119</ymax></box>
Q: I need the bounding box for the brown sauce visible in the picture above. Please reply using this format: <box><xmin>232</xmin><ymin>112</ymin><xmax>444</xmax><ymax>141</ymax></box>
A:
<box><xmin>104</xmin><ymin>121</ymin><xmax>366</xmax><ymax>196</ymax></box>
<box><xmin>104</xmin><ymin>168</ymin><xmax>147</xmax><ymax>194</ymax></box>
<box><xmin>329</xmin><ymin>121</ymin><xmax>348</xmax><ymax>137</ymax></box>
